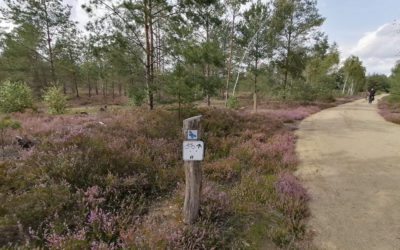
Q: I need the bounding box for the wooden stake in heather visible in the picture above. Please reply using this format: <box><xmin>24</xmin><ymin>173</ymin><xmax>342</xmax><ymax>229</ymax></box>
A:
<box><xmin>182</xmin><ymin>115</ymin><xmax>203</xmax><ymax>224</ymax></box>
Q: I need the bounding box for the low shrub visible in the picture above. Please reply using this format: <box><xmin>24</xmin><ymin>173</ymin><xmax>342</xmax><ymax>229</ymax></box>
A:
<box><xmin>227</xmin><ymin>96</ymin><xmax>240</xmax><ymax>109</ymax></box>
<box><xmin>128</xmin><ymin>87</ymin><xmax>146</xmax><ymax>106</ymax></box>
<box><xmin>0</xmin><ymin>101</ymin><xmax>319</xmax><ymax>249</ymax></box>
<box><xmin>42</xmin><ymin>83</ymin><xmax>67</xmax><ymax>114</ymax></box>
<box><xmin>0</xmin><ymin>80</ymin><xmax>34</xmax><ymax>113</ymax></box>
<box><xmin>378</xmin><ymin>96</ymin><xmax>400</xmax><ymax>124</ymax></box>
<box><xmin>274</xmin><ymin>172</ymin><xmax>310</xmax><ymax>237</ymax></box>
<box><xmin>0</xmin><ymin>117</ymin><xmax>21</xmax><ymax>154</ymax></box>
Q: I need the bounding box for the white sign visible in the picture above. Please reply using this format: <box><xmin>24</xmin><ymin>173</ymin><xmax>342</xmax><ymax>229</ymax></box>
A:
<box><xmin>183</xmin><ymin>141</ymin><xmax>204</xmax><ymax>161</ymax></box>
<box><xmin>187</xmin><ymin>130</ymin><xmax>198</xmax><ymax>140</ymax></box>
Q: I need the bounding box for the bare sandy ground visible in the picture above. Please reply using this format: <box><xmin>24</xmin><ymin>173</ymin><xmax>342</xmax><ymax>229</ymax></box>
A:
<box><xmin>296</xmin><ymin>96</ymin><xmax>400</xmax><ymax>250</ymax></box>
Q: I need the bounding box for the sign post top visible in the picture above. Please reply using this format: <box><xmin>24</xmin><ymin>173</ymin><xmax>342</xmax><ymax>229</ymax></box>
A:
<box><xmin>183</xmin><ymin>115</ymin><xmax>202</xmax><ymax>123</ymax></box>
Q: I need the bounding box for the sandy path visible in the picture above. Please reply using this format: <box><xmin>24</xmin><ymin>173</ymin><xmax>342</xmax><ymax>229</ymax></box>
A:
<box><xmin>296</xmin><ymin>96</ymin><xmax>400</xmax><ymax>250</ymax></box>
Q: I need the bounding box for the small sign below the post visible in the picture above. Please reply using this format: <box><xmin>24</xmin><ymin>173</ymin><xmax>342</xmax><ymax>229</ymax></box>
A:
<box><xmin>188</xmin><ymin>130</ymin><xmax>198</xmax><ymax>140</ymax></box>
<box><xmin>183</xmin><ymin>141</ymin><xmax>204</xmax><ymax>161</ymax></box>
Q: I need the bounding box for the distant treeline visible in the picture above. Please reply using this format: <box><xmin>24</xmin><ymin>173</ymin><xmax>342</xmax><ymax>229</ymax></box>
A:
<box><xmin>0</xmin><ymin>0</ymin><xmax>397</xmax><ymax>110</ymax></box>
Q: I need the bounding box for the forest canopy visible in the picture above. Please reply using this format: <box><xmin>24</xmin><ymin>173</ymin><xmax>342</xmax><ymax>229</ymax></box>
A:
<box><xmin>0</xmin><ymin>0</ymin><xmax>393</xmax><ymax>111</ymax></box>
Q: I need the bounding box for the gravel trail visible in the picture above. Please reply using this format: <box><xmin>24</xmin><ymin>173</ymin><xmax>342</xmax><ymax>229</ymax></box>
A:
<box><xmin>296</xmin><ymin>96</ymin><xmax>400</xmax><ymax>250</ymax></box>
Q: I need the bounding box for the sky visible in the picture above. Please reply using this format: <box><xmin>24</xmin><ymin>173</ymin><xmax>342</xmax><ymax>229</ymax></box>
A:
<box><xmin>2</xmin><ymin>0</ymin><xmax>400</xmax><ymax>75</ymax></box>
<box><xmin>317</xmin><ymin>0</ymin><xmax>400</xmax><ymax>75</ymax></box>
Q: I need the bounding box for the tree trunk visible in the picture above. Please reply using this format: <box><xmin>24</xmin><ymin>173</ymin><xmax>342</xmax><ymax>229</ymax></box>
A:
<box><xmin>253</xmin><ymin>53</ymin><xmax>258</xmax><ymax>113</ymax></box>
<box><xmin>342</xmin><ymin>75</ymin><xmax>348</xmax><ymax>94</ymax></box>
<box><xmin>225</xmin><ymin>12</ymin><xmax>236</xmax><ymax>107</ymax></box>
<box><xmin>73</xmin><ymin>72</ymin><xmax>79</xmax><ymax>98</ymax></box>
<box><xmin>103</xmin><ymin>79</ymin><xmax>107</xmax><ymax>97</ymax></box>
<box><xmin>43</xmin><ymin>1</ymin><xmax>57</xmax><ymax>84</ymax></box>
<box><xmin>144</xmin><ymin>0</ymin><xmax>154</xmax><ymax>110</ymax></box>
<box><xmin>87</xmin><ymin>70</ymin><xmax>91</xmax><ymax>97</ymax></box>
<box><xmin>95</xmin><ymin>80</ymin><xmax>99</xmax><ymax>95</ymax></box>
<box><xmin>283</xmin><ymin>45</ymin><xmax>291</xmax><ymax>100</ymax></box>
<box><xmin>205</xmin><ymin>19</ymin><xmax>211</xmax><ymax>106</ymax></box>
<box><xmin>178</xmin><ymin>91</ymin><xmax>181</xmax><ymax>120</ymax></box>
<box><xmin>283</xmin><ymin>15</ymin><xmax>294</xmax><ymax>100</ymax></box>
<box><xmin>112</xmin><ymin>81</ymin><xmax>115</xmax><ymax>99</ymax></box>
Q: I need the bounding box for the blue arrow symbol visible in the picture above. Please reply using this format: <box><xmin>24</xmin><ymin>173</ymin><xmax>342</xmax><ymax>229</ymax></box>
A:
<box><xmin>189</xmin><ymin>130</ymin><xmax>196</xmax><ymax>139</ymax></box>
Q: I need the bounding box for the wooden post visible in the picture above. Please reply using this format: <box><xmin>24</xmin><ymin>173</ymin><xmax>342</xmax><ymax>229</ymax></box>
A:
<box><xmin>183</xmin><ymin>115</ymin><xmax>202</xmax><ymax>224</ymax></box>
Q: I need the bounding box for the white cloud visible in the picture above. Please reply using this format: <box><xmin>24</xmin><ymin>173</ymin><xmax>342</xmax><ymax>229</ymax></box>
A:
<box><xmin>346</xmin><ymin>23</ymin><xmax>400</xmax><ymax>75</ymax></box>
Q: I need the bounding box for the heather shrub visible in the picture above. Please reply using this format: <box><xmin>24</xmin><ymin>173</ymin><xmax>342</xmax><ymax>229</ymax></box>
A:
<box><xmin>379</xmin><ymin>96</ymin><xmax>400</xmax><ymax>124</ymax></box>
<box><xmin>166</xmin><ymin>182</ymin><xmax>232</xmax><ymax>249</ymax></box>
<box><xmin>204</xmin><ymin>157</ymin><xmax>241</xmax><ymax>182</ymax></box>
<box><xmin>231</xmin><ymin>170</ymin><xmax>275</xmax><ymax>205</ymax></box>
<box><xmin>42</xmin><ymin>83</ymin><xmax>67</xmax><ymax>114</ymax></box>
<box><xmin>0</xmin><ymin>182</ymin><xmax>72</xmax><ymax>246</ymax></box>
<box><xmin>274</xmin><ymin>172</ymin><xmax>310</xmax><ymax>236</ymax></box>
<box><xmin>0</xmin><ymin>102</ymin><xmax>317</xmax><ymax>248</ymax></box>
<box><xmin>0</xmin><ymin>108</ymin><xmax>185</xmax><ymax>247</ymax></box>
<box><xmin>118</xmin><ymin>182</ymin><xmax>233</xmax><ymax>249</ymax></box>
<box><xmin>205</xmin><ymin>136</ymin><xmax>237</xmax><ymax>160</ymax></box>
<box><xmin>266</xmin><ymin>106</ymin><xmax>321</xmax><ymax>122</ymax></box>
<box><xmin>230</xmin><ymin>141</ymin><xmax>255</xmax><ymax>164</ymax></box>
<box><xmin>200</xmin><ymin>182</ymin><xmax>231</xmax><ymax>222</ymax></box>
<box><xmin>0</xmin><ymin>80</ymin><xmax>34</xmax><ymax>113</ymax></box>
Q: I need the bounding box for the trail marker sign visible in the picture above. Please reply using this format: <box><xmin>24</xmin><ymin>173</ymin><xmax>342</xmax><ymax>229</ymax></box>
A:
<box><xmin>182</xmin><ymin>115</ymin><xmax>202</xmax><ymax>224</ymax></box>
<box><xmin>188</xmin><ymin>130</ymin><xmax>198</xmax><ymax>139</ymax></box>
<box><xmin>183</xmin><ymin>141</ymin><xmax>204</xmax><ymax>161</ymax></box>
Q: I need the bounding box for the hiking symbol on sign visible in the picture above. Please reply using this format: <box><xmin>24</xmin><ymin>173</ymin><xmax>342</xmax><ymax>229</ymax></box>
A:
<box><xmin>183</xmin><ymin>141</ymin><xmax>204</xmax><ymax>161</ymax></box>
<box><xmin>188</xmin><ymin>130</ymin><xmax>198</xmax><ymax>140</ymax></box>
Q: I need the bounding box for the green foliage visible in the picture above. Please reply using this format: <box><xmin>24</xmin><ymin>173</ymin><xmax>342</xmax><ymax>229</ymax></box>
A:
<box><xmin>390</xmin><ymin>61</ymin><xmax>400</xmax><ymax>96</ymax></box>
<box><xmin>288</xmin><ymin>82</ymin><xmax>334</xmax><ymax>101</ymax></box>
<box><xmin>341</xmin><ymin>56</ymin><xmax>366</xmax><ymax>94</ymax></box>
<box><xmin>305</xmin><ymin>40</ymin><xmax>340</xmax><ymax>87</ymax></box>
<box><xmin>43</xmin><ymin>83</ymin><xmax>67</xmax><ymax>114</ymax></box>
<box><xmin>0</xmin><ymin>117</ymin><xmax>21</xmax><ymax>150</ymax></box>
<box><xmin>387</xmin><ymin>94</ymin><xmax>400</xmax><ymax>103</ymax></box>
<box><xmin>128</xmin><ymin>87</ymin><xmax>146</xmax><ymax>106</ymax></box>
<box><xmin>227</xmin><ymin>96</ymin><xmax>240</xmax><ymax>108</ymax></box>
<box><xmin>272</xmin><ymin>0</ymin><xmax>325</xmax><ymax>95</ymax></box>
<box><xmin>181</xmin><ymin>41</ymin><xmax>225</xmax><ymax>100</ymax></box>
<box><xmin>366</xmin><ymin>74</ymin><xmax>390</xmax><ymax>92</ymax></box>
<box><xmin>0</xmin><ymin>80</ymin><xmax>34</xmax><ymax>113</ymax></box>
<box><xmin>164</xmin><ymin>63</ymin><xmax>196</xmax><ymax>103</ymax></box>
<box><xmin>0</xmin><ymin>117</ymin><xmax>21</xmax><ymax>130</ymax></box>
<box><xmin>0</xmin><ymin>23</ymin><xmax>44</xmax><ymax>90</ymax></box>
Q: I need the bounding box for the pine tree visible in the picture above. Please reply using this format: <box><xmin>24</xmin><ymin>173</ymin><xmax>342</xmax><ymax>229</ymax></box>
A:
<box><xmin>1</xmin><ymin>0</ymin><xmax>72</xmax><ymax>83</ymax></box>
<box><xmin>271</xmin><ymin>0</ymin><xmax>324</xmax><ymax>98</ymax></box>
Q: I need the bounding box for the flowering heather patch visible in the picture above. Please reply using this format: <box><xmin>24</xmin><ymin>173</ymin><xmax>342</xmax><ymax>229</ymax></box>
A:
<box><xmin>274</xmin><ymin>172</ymin><xmax>310</xmax><ymax>201</ymax></box>
<box><xmin>378</xmin><ymin>97</ymin><xmax>400</xmax><ymax>124</ymax></box>
<box><xmin>273</xmin><ymin>171</ymin><xmax>311</xmax><ymax>240</ymax></box>
<box><xmin>0</xmin><ymin>98</ymin><xmax>333</xmax><ymax>249</ymax></box>
<box><xmin>0</xmin><ymin>108</ymin><xmax>184</xmax><ymax>247</ymax></box>
<box><xmin>254</xmin><ymin>131</ymin><xmax>298</xmax><ymax>167</ymax></box>
<box><xmin>262</xmin><ymin>105</ymin><xmax>321</xmax><ymax>122</ymax></box>
<box><xmin>117</xmin><ymin>181</ymin><xmax>232</xmax><ymax>249</ymax></box>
